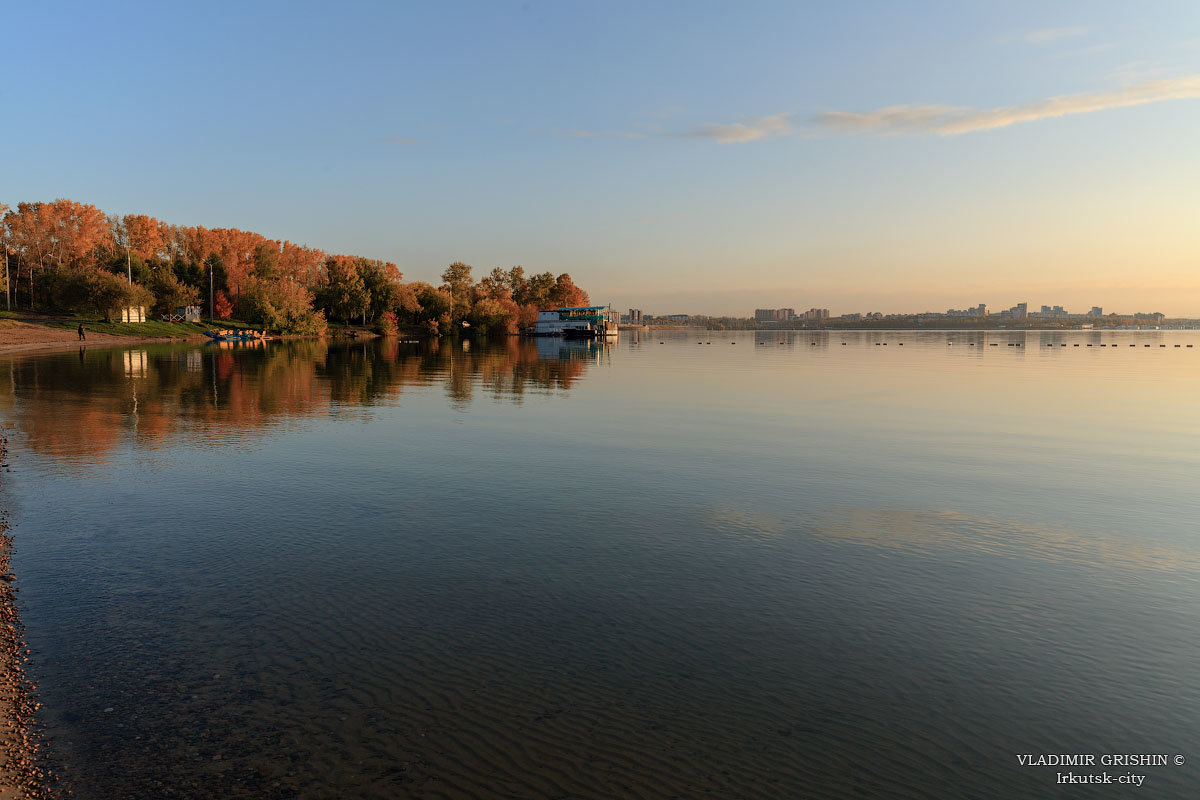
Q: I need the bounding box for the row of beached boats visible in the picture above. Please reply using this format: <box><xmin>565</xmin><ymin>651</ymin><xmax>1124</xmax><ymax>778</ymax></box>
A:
<box><xmin>203</xmin><ymin>329</ymin><xmax>271</xmax><ymax>342</ymax></box>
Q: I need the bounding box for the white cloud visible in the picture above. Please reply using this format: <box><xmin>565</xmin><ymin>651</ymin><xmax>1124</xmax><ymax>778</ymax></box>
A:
<box><xmin>813</xmin><ymin>76</ymin><xmax>1200</xmax><ymax>136</ymax></box>
<box><xmin>670</xmin><ymin>113</ymin><xmax>794</xmax><ymax>144</ymax></box>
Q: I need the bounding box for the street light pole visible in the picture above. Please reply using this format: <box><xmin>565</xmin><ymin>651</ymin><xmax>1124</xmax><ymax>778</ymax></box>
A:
<box><xmin>209</xmin><ymin>259</ymin><xmax>214</xmax><ymax>324</ymax></box>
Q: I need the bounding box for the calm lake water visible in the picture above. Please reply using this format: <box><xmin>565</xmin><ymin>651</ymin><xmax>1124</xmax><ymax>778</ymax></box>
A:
<box><xmin>2</xmin><ymin>330</ymin><xmax>1198</xmax><ymax>799</ymax></box>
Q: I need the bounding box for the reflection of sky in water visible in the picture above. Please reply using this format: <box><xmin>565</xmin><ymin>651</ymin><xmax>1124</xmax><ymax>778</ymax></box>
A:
<box><xmin>2</xmin><ymin>330</ymin><xmax>1199</xmax><ymax>799</ymax></box>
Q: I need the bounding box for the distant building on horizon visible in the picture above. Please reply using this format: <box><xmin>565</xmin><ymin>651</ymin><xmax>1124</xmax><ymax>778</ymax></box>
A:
<box><xmin>755</xmin><ymin>308</ymin><xmax>795</xmax><ymax>321</ymax></box>
<box><xmin>946</xmin><ymin>303</ymin><xmax>988</xmax><ymax>317</ymax></box>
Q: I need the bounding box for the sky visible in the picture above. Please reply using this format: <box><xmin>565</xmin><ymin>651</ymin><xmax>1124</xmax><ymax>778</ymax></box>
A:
<box><xmin>4</xmin><ymin>0</ymin><xmax>1199</xmax><ymax>315</ymax></box>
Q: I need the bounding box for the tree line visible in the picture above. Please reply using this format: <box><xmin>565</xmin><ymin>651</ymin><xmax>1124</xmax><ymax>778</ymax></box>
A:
<box><xmin>0</xmin><ymin>198</ymin><xmax>590</xmax><ymax>335</ymax></box>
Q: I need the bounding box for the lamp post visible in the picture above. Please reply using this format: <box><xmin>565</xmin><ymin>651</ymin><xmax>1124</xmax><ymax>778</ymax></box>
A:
<box><xmin>208</xmin><ymin>258</ymin><xmax>214</xmax><ymax>324</ymax></box>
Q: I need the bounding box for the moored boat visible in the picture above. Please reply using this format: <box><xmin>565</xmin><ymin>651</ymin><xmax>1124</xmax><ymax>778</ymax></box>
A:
<box><xmin>204</xmin><ymin>329</ymin><xmax>269</xmax><ymax>342</ymax></box>
<box><xmin>528</xmin><ymin>305</ymin><xmax>620</xmax><ymax>339</ymax></box>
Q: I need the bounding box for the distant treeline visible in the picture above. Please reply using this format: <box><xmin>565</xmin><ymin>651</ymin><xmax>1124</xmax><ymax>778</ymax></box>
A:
<box><xmin>0</xmin><ymin>199</ymin><xmax>589</xmax><ymax>334</ymax></box>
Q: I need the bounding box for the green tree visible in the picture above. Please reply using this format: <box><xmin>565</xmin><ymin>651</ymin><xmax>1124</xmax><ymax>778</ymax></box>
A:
<box><xmin>358</xmin><ymin>259</ymin><xmax>400</xmax><ymax>322</ymax></box>
<box><xmin>523</xmin><ymin>271</ymin><xmax>556</xmax><ymax>308</ymax></box>
<box><xmin>148</xmin><ymin>266</ymin><xmax>201</xmax><ymax>317</ymax></box>
<box><xmin>240</xmin><ymin>275</ymin><xmax>326</xmax><ymax>334</ymax></box>
<box><xmin>83</xmin><ymin>269</ymin><xmax>155</xmax><ymax>322</ymax></box>
<box><xmin>314</xmin><ymin>257</ymin><xmax>368</xmax><ymax>323</ymax></box>
<box><xmin>253</xmin><ymin>242</ymin><xmax>280</xmax><ymax>280</ymax></box>
<box><xmin>440</xmin><ymin>261</ymin><xmax>473</xmax><ymax>323</ymax></box>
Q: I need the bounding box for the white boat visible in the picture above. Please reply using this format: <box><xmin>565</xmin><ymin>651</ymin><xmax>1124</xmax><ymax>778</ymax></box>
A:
<box><xmin>530</xmin><ymin>306</ymin><xmax>619</xmax><ymax>339</ymax></box>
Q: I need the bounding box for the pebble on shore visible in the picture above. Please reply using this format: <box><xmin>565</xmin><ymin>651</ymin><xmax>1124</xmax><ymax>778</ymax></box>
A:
<box><xmin>0</xmin><ymin>434</ymin><xmax>57</xmax><ymax>799</ymax></box>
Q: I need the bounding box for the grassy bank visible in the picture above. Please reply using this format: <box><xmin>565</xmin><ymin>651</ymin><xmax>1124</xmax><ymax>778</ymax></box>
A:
<box><xmin>0</xmin><ymin>312</ymin><xmax>257</xmax><ymax>339</ymax></box>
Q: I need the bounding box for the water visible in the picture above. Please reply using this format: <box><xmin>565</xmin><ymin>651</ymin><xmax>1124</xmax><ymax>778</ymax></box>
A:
<box><xmin>1</xmin><ymin>330</ymin><xmax>1198</xmax><ymax>799</ymax></box>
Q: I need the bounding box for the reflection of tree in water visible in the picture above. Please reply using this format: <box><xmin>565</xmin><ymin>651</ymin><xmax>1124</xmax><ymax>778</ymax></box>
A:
<box><xmin>0</xmin><ymin>337</ymin><xmax>593</xmax><ymax>462</ymax></box>
<box><xmin>425</xmin><ymin>337</ymin><xmax>593</xmax><ymax>407</ymax></box>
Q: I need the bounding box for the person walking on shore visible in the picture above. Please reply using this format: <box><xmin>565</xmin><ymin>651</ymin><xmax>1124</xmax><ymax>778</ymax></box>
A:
<box><xmin>77</xmin><ymin>323</ymin><xmax>85</xmax><ymax>341</ymax></box>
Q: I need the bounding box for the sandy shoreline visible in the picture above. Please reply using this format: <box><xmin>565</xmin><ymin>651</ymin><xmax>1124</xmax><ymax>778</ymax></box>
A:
<box><xmin>0</xmin><ymin>434</ymin><xmax>54</xmax><ymax>799</ymax></box>
<box><xmin>0</xmin><ymin>318</ymin><xmax>208</xmax><ymax>357</ymax></box>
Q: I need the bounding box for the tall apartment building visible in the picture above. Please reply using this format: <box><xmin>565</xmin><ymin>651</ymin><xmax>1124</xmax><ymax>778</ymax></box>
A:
<box><xmin>628</xmin><ymin>308</ymin><xmax>643</xmax><ymax>323</ymax></box>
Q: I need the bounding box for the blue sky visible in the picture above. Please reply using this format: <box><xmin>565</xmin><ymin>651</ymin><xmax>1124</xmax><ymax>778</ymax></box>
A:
<box><xmin>5</xmin><ymin>1</ymin><xmax>1199</xmax><ymax>314</ymax></box>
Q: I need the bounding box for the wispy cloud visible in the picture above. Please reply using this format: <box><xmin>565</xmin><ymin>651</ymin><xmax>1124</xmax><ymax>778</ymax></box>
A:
<box><xmin>383</xmin><ymin>136</ymin><xmax>421</xmax><ymax>144</ymax></box>
<box><xmin>1023</xmin><ymin>26</ymin><xmax>1089</xmax><ymax>44</ymax></box>
<box><xmin>564</xmin><ymin>129</ymin><xmax>648</xmax><ymax>139</ymax></box>
<box><xmin>997</xmin><ymin>26</ymin><xmax>1089</xmax><ymax>46</ymax></box>
<box><xmin>669</xmin><ymin>113</ymin><xmax>794</xmax><ymax>144</ymax></box>
<box><xmin>1053</xmin><ymin>42</ymin><xmax>1116</xmax><ymax>59</ymax></box>
<box><xmin>569</xmin><ymin>113</ymin><xmax>793</xmax><ymax>144</ymax></box>
<box><xmin>813</xmin><ymin>76</ymin><xmax>1200</xmax><ymax>136</ymax></box>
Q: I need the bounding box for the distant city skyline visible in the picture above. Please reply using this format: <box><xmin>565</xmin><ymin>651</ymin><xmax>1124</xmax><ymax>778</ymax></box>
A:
<box><xmin>6</xmin><ymin>2</ymin><xmax>1199</xmax><ymax>315</ymax></box>
<box><xmin>626</xmin><ymin>296</ymin><xmax>1174</xmax><ymax>319</ymax></box>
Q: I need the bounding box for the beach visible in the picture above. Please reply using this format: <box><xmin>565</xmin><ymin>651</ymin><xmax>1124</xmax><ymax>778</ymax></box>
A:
<box><xmin>0</xmin><ymin>318</ymin><xmax>207</xmax><ymax>357</ymax></box>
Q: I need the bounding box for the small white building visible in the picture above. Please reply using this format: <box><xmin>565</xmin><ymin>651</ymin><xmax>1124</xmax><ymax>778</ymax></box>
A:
<box><xmin>119</xmin><ymin>306</ymin><xmax>147</xmax><ymax>323</ymax></box>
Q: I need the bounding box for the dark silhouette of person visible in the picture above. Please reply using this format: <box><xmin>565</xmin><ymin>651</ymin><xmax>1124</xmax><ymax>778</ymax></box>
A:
<box><xmin>77</xmin><ymin>323</ymin><xmax>85</xmax><ymax>341</ymax></box>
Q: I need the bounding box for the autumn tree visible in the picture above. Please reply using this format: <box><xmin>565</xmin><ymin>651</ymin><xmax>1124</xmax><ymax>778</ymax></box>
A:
<box><xmin>478</xmin><ymin>267</ymin><xmax>512</xmax><ymax>300</ymax></box>
<box><xmin>1</xmin><ymin>200</ymin><xmax>112</xmax><ymax>309</ymax></box>
<box><xmin>213</xmin><ymin>290</ymin><xmax>234</xmax><ymax>320</ymax></box>
<box><xmin>549</xmin><ymin>273</ymin><xmax>589</xmax><ymax>308</ymax></box>
<box><xmin>120</xmin><ymin>214</ymin><xmax>166</xmax><ymax>261</ymax></box>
